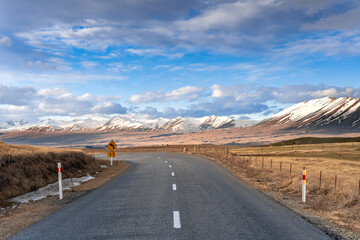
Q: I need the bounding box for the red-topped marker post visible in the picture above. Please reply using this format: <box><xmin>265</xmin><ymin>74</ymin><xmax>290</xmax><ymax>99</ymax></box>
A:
<box><xmin>302</xmin><ymin>168</ymin><xmax>306</xmax><ymax>202</ymax></box>
<box><xmin>58</xmin><ymin>163</ymin><xmax>63</xmax><ymax>200</ymax></box>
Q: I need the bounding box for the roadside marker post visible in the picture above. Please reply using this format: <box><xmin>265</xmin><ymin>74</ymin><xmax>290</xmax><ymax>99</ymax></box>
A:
<box><xmin>302</xmin><ymin>168</ymin><xmax>306</xmax><ymax>202</ymax></box>
<box><xmin>58</xmin><ymin>163</ymin><xmax>63</xmax><ymax>200</ymax></box>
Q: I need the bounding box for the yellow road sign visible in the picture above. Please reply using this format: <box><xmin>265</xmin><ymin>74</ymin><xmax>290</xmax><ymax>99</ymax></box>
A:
<box><xmin>107</xmin><ymin>140</ymin><xmax>117</xmax><ymax>151</ymax></box>
<box><xmin>108</xmin><ymin>151</ymin><xmax>115</xmax><ymax>158</ymax></box>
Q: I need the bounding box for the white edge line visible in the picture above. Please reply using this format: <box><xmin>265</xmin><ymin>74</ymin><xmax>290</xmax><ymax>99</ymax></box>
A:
<box><xmin>172</xmin><ymin>184</ymin><xmax>177</xmax><ymax>191</ymax></box>
<box><xmin>173</xmin><ymin>211</ymin><xmax>181</xmax><ymax>228</ymax></box>
<box><xmin>171</xmin><ymin>172</ymin><xmax>175</xmax><ymax>177</ymax></box>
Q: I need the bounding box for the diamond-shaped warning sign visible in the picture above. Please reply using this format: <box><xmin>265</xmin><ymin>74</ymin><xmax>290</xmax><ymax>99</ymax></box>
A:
<box><xmin>107</xmin><ymin>140</ymin><xmax>117</xmax><ymax>151</ymax></box>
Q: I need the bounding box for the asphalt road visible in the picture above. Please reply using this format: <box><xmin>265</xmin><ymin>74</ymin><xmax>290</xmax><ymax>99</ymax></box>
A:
<box><xmin>9</xmin><ymin>153</ymin><xmax>331</xmax><ymax>240</ymax></box>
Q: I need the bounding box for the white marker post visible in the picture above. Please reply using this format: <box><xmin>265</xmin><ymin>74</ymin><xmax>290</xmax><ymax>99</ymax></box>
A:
<box><xmin>302</xmin><ymin>168</ymin><xmax>306</xmax><ymax>202</ymax></box>
<box><xmin>58</xmin><ymin>163</ymin><xmax>63</xmax><ymax>200</ymax></box>
<box><xmin>183</xmin><ymin>147</ymin><xmax>186</xmax><ymax>154</ymax></box>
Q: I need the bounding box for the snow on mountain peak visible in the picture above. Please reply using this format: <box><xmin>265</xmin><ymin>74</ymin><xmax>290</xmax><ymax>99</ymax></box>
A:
<box><xmin>264</xmin><ymin>96</ymin><xmax>360</xmax><ymax>131</ymax></box>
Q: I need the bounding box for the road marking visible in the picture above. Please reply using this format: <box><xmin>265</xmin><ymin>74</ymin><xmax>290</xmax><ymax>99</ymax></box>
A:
<box><xmin>169</xmin><ymin>165</ymin><xmax>172</xmax><ymax>168</ymax></box>
<box><xmin>173</xmin><ymin>184</ymin><xmax>177</xmax><ymax>190</ymax></box>
<box><xmin>173</xmin><ymin>211</ymin><xmax>181</xmax><ymax>228</ymax></box>
<box><xmin>171</xmin><ymin>172</ymin><xmax>175</xmax><ymax>177</ymax></box>
<box><xmin>157</xmin><ymin>157</ymin><xmax>161</xmax><ymax>160</ymax></box>
<box><xmin>165</xmin><ymin>160</ymin><xmax>168</xmax><ymax>163</ymax></box>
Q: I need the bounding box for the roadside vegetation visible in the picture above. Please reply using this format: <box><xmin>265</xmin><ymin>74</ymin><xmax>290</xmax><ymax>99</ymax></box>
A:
<box><xmin>0</xmin><ymin>142</ymin><xmax>105</xmax><ymax>205</ymax></box>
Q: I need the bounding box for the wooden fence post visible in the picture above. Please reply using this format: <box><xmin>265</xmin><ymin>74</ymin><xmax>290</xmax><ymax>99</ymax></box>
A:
<box><xmin>280</xmin><ymin>161</ymin><xmax>282</xmax><ymax>172</ymax></box>
<box><xmin>335</xmin><ymin>174</ymin><xmax>337</xmax><ymax>189</ymax></box>
<box><xmin>319</xmin><ymin>171</ymin><xmax>322</xmax><ymax>189</ymax></box>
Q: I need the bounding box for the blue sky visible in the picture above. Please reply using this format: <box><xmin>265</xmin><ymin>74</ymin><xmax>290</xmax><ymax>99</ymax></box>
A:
<box><xmin>1</xmin><ymin>0</ymin><xmax>360</xmax><ymax>121</ymax></box>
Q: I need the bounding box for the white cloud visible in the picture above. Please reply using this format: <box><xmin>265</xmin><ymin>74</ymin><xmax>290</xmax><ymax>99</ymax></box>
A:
<box><xmin>0</xmin><ymin>70</ymin><xmax>127</xmax><ymax>85</ymax></box>
<box><xmin>309</xmin><ymin>87</ymin><xmax>356</xmax><ymax>98</ymax></box>
<box><xmin>128</xmin><ymin>85</ymin><xmax>203</xmax><ymax>104</ymax></box>
<box><xmin>125</xmin><ymin>48</ymin><xmax>184</xmax><ymax>59</ymax></box>
<box><xmin>0</xmin><ymin>35</ymin><xmax>12</xmax><ymax>47</ymax></box>
<box><xmin>278</xmin><ymin>32</ymin><xmax>360</xmax><ymax>56</ymax></box>
<box><xmin>81</xmin><ymin>61</ymin><xmax>99</xmax><ymax>68</ymax></box>
<box><xmin>16</xmin><ymin>25</ymin><xmax>113</xmax><ymax>51</ymax></box>
<box><xmin>0</xmin><ymin>85</ymin><xmax>128</xmax><ymax>120</ymax></box>
<box><xmin>37</xmin><ymin>87</ymin><xmax>68</xmax><ymax>96</ymax></box>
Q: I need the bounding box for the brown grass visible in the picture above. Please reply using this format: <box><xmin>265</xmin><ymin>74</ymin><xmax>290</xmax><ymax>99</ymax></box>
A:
<box><xmin>0</xmin><ymin>141</ymin><xmax>80</xmax><ymax>156</ymax></box>
<box><xmin>0</xmin><ymin>141</ymin><xmax>103</xmax><ymax>203</ymax></box>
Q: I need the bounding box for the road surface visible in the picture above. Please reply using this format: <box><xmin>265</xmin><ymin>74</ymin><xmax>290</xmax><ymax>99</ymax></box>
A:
<box><xmin>9</xmin><ymin>153</ymin><xmax>331</xmax><ymax>240</ymax></box>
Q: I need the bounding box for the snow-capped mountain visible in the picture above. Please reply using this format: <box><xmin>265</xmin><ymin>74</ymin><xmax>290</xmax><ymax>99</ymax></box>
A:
<box><xmin>97</xmin><ymin>117</ymin><xmax>151</xmax><ymax>132</ymax></box>
<box><xmin>199</xmin><ymin>116</ymin><xmax>235</xmax><ymax>130</ymax></box>
<box><xmin>162</xmin><ymin>117</ymin><xmax>204</xmax><ymax>132</ymax></box>
<box><xmin>261</xmin><ymin>97</ymin><xmax>360</xmax><ymax>132</ymax></box>
<box><xmin>0</xmin><ymin>115</ymin><xmax>257</xmax><ymax>133</ymax></box>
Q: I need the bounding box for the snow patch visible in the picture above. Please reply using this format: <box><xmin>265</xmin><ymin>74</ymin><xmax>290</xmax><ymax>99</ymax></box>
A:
<box><xmin>10</xmin><ymin>175</ymin><xmax>94</xmax><ymax>203</ymax></box>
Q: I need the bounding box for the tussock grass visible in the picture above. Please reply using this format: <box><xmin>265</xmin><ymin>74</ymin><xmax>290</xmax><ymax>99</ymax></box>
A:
<box><xmin>0</xmin><ymin>141</ymin><xmax>103</xmax><ymax>202</ymax></box>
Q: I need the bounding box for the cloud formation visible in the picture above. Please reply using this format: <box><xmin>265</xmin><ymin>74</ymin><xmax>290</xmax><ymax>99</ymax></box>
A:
<box><xmin>0</xmin><ymin>85</ymin><xmax>127</xmax><ymax>120</ymax></box>
<box><xmin>0</xmin><ymin>35</ymin><xmax>12</xmax><ymax>47</ymax></box>
<box><xmin>128</xmin><ymin>86</ymin><xmax>204</xmax><ymax>104</ymax></box>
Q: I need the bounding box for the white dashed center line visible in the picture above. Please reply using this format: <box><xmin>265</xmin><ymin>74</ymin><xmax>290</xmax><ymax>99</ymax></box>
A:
<box><xmin>172</xmin><ymin>184</ymin><xmax>177</xmax><ymax>191</ymax></box>
<box><xmin>169</xmin><ymin>165</ymin><xmax>172</xmax><ymax>168</ymax></box>
<box><xmin>157</xmin><ymin>157</ymin><xmax>161</xmax><ymax>160</ymax></box>
<box><xmin>165</xmin><ymin>160</ymin><xmax>168</xmax><ymax>163</ymax></box>
<box><xmin>171</xmin><ymin>172</ymin><xmax>175</xmax><ymax>177</ymax></box>
<box><xmin>173</xmin><ymin>211</ymin><xmax>181</xmax><ymax>228</ymax></box>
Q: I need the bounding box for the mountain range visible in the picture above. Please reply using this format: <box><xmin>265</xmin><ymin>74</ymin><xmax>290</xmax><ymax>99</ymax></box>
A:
<box><xmin>1</xmin><ymin>96</ymin><xmax>360</xmax><ymax>137</ymax></box>
<box><xmin>0</xmin><ymin>115</ymin><xmax>257</xmax><ymax>134</ymax></box>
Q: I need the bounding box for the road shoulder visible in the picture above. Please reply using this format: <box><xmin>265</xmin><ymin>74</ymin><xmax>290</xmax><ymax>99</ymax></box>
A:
<box><xmin>0</xmin><ymin>161</ymin><xmax>129</xmax><ymax>240</ymax></box>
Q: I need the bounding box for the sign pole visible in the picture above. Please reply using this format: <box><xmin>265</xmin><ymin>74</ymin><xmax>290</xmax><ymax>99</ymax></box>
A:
<box><xmin>107</xmin><ymin>140</ymin><xmax>117</xmax><ymax>166</ymax></box>
<box><xmin>58</xmin><ymin>163</ymin><xmax>63</xmax><ymax>200</ymax></box>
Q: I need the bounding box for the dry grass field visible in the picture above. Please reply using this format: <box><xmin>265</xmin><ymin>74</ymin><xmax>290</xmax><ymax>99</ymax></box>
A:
<box><xmin>107</xmin><ymin>141</ymin><xmax>360</xmax><ymax>234</ymax></box>
<box><xmin>0</xmin><ymin>141</ymin><xmax>81</xmax><ymax>156</ymax></box>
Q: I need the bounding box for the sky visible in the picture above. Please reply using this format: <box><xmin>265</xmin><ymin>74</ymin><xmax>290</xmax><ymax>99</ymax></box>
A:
<box><xmin>1</xmin><ymin>0</ymin><xmax>360</xmax><ymax>122</ymax></box>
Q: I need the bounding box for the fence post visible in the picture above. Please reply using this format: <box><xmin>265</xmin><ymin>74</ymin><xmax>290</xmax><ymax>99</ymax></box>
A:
<box><xmin>358</xmin><ymin>179</ymin><xmax>360</xmax><ymax>195</ymax></box>
<box><xmin>58</xmin><ymin>163</ymin><xmax>63</xmax><ymax>200</ymax></box>
<box><xmin>280</xmin><ymin>161</ymin><xmax>282</xmax><ymax>172</ymax></box>
<box><xmin>183</xmin><ymin>147</ymin><xmax>186</xmax><ymax>154</ymax></box>
<box><xmin>270</xmin><ymin>159</ymin><xmax>273</xmax><ymax>169</ymax></box>
<box><xmin>290</xmin><ymin>163</ymin><xmax>292</xmax><ymax>174</ymax></box>
<box><xmin>319</xmin><ymin>171</ymin><xmax>322</xmax><ymax>189</ymax></box>
<box><xmin>262</xmin><ymin>157</ymin><xmax>264</xmax><ymax>169</ymax></box>
<box><xmin>335</xmin><ymin>174</ymin><xmax>337</xmax><ymax>190</ymax></box>
<box><xmin>302</xmin><ymin>167</ymin><xmax>306</xmax><ymax>202</ymax></box>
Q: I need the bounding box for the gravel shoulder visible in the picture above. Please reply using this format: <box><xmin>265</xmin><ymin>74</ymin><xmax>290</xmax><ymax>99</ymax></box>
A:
<box><xmin>0</xmin><ymin>160</ymin><xmax>129</xmax><ymax>240</ymax></box>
